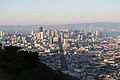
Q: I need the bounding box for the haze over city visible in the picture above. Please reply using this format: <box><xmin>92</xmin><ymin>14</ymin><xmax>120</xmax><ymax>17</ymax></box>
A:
<box><xmin>0</xmin><ymin>0</ymin><xmax>120</xmax><ymax>25</ymax></box>
<box><xmin>1</xmin><ymin>0</ymin><xmax>120</xmax><ymax>80</ymax></box>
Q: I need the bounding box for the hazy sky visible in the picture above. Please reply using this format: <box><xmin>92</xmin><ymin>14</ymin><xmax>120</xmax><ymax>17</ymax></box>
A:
<box><xmin>0</xmin><ymin>0</ymin><xmax>120</xmax><ymax>25</ymax></box>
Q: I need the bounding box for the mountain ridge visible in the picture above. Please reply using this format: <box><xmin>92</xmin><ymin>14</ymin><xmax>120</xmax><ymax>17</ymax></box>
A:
<box><xmin>0</xmin><ymin>22</ymin><xmax>120</xmax><ymax>31</ymax></box>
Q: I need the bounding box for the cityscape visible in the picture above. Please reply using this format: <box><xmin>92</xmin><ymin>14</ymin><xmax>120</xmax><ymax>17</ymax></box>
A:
<box><xmin>0</xmin><ymin>26</ymin><xmax>120</xmax><ymax>79</ymax></box>
<box><xmin>1</xmin><ymin>0</ymin><xmax>120</xmax><ymax>80</ymax></box>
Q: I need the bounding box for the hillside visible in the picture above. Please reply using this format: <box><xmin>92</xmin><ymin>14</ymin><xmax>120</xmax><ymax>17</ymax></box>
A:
<box><xmin>0</xmin><ymin>46</ymin><xmax>79</xmax><ymax>80</ymax></box>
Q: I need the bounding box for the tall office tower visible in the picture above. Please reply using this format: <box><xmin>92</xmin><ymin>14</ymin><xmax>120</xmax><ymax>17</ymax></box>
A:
<box><xmin>52</xmin><ymin>30</ymin><xmax>55</xmax><ymax>37</ymax></box>
<box><xmin>95</xmin><ymin>31</ymin><xmax>102</xmax><ymax>38</ymax></box>
<box><xmin>47</xmin><ymin>30</ymin><xmax>52</xmax><ymax>36</ymax></box>
<box><xmin>38</xmin><ymin>27</ymin><xmax>44</xmax><ymax>40</ymax></box>
<box><xmin>40</xmin><ymin>32</ymin><xmax>44</xmax><ymax>40</ymax></box>
<box><xmin>49</xmin><ymin>36</ymin><xmax>53</xmax><ymax>45</ymax></box>
<box><xmin>39</xmin><ymin>27</ymin><xmax>43</xmax><ymax>32</ymax></box>
<box><xmin>80</xmin><ymin>34</ymin><xmax>85</xmax><ymax>41</ymax></box>
<box><xmin>63</xmin><ymin>38</ymin><xmax>69</xmax><ymax>49</ymax></box>
<box><xmin>60</xmin><ymin>31</ymin><xmax>64</xmax><ymax>39</ymax></box>
<box><xmin>54</xmin><ymin>29</ymin><xmax>59</xmax><ymax>37</ymax></box>
<box><xmin>31</xmin><ymin>29</ymin><xmax>35</xmax><ymax>35</ymax></box>
<box><xmin>0</xmin><ymin>31</ymin><xmax>3</xmax><ymax>39</ymax></box>
<box><xmin>58</xmin><ymin>36</ymin><xmax>68</xmax><ymax>70</ymax></box>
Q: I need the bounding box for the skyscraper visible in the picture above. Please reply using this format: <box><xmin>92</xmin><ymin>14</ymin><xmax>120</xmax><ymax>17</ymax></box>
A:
<box><xmin>95</xmin><ymin>31</ymin><xmax>102</xmax><ymax>38</ymax></box>
<box><xmin>31</xmin><ymin>28</ymin><xmax>35</xmax><ymax>35</ymax></box>
<box><xmin>0</xmin><ymin>31</ymin><xmax>3</xmax><ymax>39</ymax></box>
<box><xmin>38</xmin><ymin>27</ymin><xmax>44</xmax><ymax>40</ymax></box>
<box><xmin>39</xmin><ymin>27</ymin><xmax>43</xmax><ymax>32</ymax></box>
<box><xmin>49</xmin><ymin>36</ymin><xmax>53</xmax><ymax>45</ymax></box>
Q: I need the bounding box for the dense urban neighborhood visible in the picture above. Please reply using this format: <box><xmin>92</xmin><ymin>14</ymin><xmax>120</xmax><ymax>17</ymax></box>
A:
<box><xmin>1</xmin><ymin>27</ymin><xmax>120</xmax><ymax>79</ymax></box>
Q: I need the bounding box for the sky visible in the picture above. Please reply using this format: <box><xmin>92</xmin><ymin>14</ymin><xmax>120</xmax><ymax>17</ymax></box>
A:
<box><xmin>0</xmin><ymin>0</ymin><xmax>120</xmax><ymax>25</ymax></box>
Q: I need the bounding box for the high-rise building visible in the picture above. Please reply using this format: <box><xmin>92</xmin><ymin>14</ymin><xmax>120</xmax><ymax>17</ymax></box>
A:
<box><xmin>37</xmin><ymin>32</ymin><xmax>43</xmax><ymax>40</ymax></box>
<box><xmin>47</xmin><ymin>30</ymin><xmax>52</xmax><ymax>36</ymax></box>
<box><xmin>49</xmin><ymin>36</ymin><xmax>53</xmax><ymax>45</ymax></box>
<box><xmin>80</xmin><ymin>34</ymin><xmax>85</xmax><ymax>41</ymax></box>
<box><xmin>37</xmin><ymin>27</ymin><xmax>44</xmax><ymax>40</ymax></box>
<box><xmin>31</xmin><ymin>29</ymin><xmax>35</xmax><ymax>35</ymax></box>
<box><xmin>52</xmin><ymin>30</ymin><xmax>55</xmax><ymax>37</ymax></box>
<box><xmin>95</xmin><ymin>31</ymin><xmax>102</xmax><ymax>38</ymax></box>
<box><xmin>63</xmin><ymin>39</ymin><xmax>69</xmax><ymax>49</ymax></box>
<box><xmin>54</xmin><ymin>29</ymin><xmax>59</xmax><ymax>37</ymax></box>
<box><xmin>0</xmin><ymin>31</ymin><xmax>3</xmax><ymax>39</ymax></box>
<box><xmin>39</xmin><ymin>27</ymin><xmax>43</xmax><ymax>32</ymax></box>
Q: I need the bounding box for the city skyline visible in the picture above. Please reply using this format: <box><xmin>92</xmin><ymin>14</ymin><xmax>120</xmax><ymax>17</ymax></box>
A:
<box><xmin>0</xmin><ymin>0</ymin><xmax>120</xmax><ymax>25</ymax></box>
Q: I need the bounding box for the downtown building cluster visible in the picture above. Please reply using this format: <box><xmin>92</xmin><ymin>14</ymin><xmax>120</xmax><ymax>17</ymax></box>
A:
<box><xmin>0</xmin><ymin>27</ymin><xmax>120</xmax><ymax>79</ymax></box>
<box><xmin>0</xmin><ymin>27</ymin><xmax>102</xmax><ymax>53</ymax></box>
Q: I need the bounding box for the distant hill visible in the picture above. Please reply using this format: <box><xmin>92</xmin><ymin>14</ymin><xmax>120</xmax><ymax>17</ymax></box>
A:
<box><xmin>0</xmin><ymin>22</ymin><xmax>120</xmax><ymax>32</ymax></box>
<box><xmin>0</xmin><ymin>46</ymin><xmax>79</xmax><ymax>80</ymax></box>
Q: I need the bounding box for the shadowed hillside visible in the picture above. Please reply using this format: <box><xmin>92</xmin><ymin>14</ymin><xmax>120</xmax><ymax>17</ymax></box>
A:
<box><xmin>0</xmin><ymin>46</ymin><xmax>79</xmax><ymax>80</ymax></box>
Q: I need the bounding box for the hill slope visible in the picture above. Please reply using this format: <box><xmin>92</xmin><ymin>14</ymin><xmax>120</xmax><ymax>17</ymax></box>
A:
<box><xmin>0</xmin><ymin>46</ymin><xmax>78</xmax><ymax>80</ymax></box>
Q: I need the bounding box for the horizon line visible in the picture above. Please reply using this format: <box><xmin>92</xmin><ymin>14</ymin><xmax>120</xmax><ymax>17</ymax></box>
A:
<box><xmin>0</xmin><ymin>21</ymin><xmax>120</xmax><ymax>26</ymax></box>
